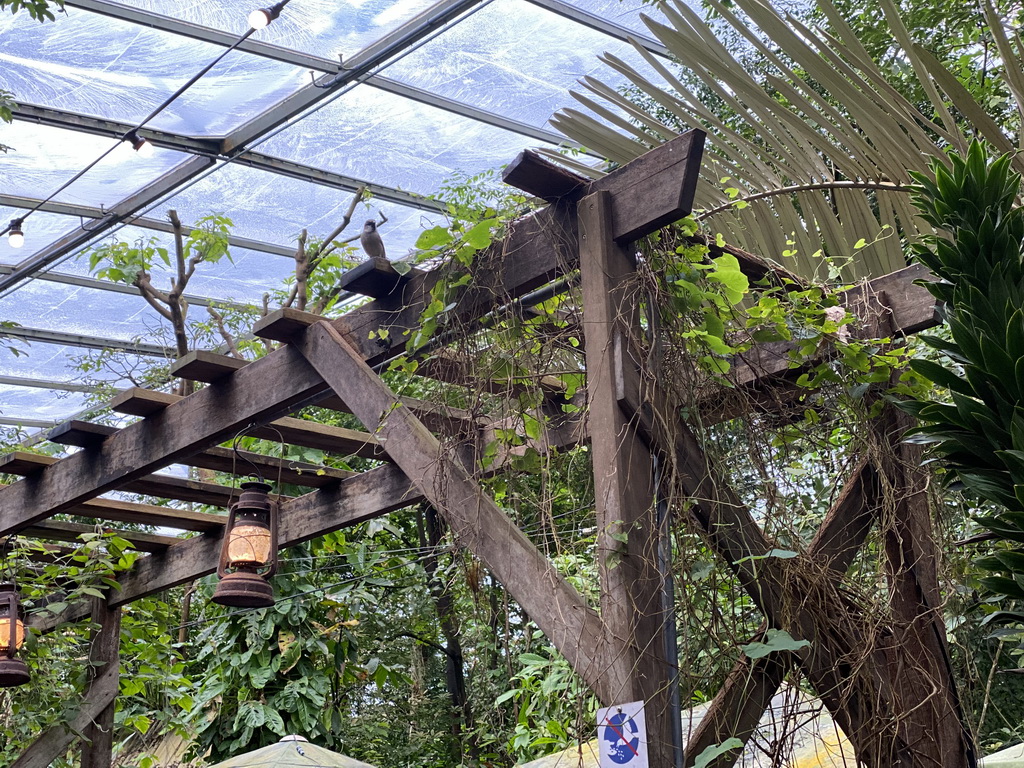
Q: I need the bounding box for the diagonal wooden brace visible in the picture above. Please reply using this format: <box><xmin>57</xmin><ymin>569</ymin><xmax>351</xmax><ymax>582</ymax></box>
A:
<box><xmin>294</xmin><ymin>320</ymin><xmax>626</xmax><ymax>702</ymax></box>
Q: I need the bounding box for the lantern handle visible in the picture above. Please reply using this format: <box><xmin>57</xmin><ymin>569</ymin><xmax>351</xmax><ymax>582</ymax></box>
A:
<box><xmin>231</xmin><ymin>423</ymin><xmax>266</xmax><ymax>483</ymax></box>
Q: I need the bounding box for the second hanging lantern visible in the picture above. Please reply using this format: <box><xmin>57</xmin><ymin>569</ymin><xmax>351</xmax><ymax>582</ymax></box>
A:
<box><xmin>212</xmin><ymin>481</ymin><xmax>279</xmax><ymax>608</ymax></box>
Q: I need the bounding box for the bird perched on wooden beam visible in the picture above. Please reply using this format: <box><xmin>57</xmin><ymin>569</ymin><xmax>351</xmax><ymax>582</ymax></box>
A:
<box><xmin>359</xmin><ymin>219</ymin><xmax>386</xmax><ymax>260</ymax></box>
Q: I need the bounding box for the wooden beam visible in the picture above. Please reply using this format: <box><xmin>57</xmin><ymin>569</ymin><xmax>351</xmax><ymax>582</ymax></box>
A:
<box><xmin>685</xmin><ymin>459</ymin><xmax>883</xmax><ymax>768</ymax></box>
<box><xmin>0</xmin><ymin>453</ymin><xmax>242</xmax><ymax>509</ymax></box>
<box><xmin>295</xmin><ymin>321</ymin><xmax>622</xmax><ymax>702</ymax></box>
<box><xmin>21</xmin><ymin>520</ymin><xmax>180</xmax><ymax>554</ymax></box>
<box><xmin>579</xmin><ymin>190</ymin><xmax>677</xmax><ymax>764</ymax></box>
<box><xmin>731</xmin><ymin>264</ymin><xmax>938</xmax><ymax>388</ymax></box>
<box><xmin>616</xmin><ymin>333</ymin><xmax>918</xmax><ymax>765</ymax></box>
<box><xmin>29</xmin><ymin>463</ymin><xmax>416</xmax><ymax>631</ymax></box>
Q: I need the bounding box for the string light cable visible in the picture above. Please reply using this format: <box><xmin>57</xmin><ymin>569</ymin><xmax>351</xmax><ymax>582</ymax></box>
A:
<box><xmin>2</xmin><ymin>0</ymin><xmax>293</xmax><ymax>249</ymax></box>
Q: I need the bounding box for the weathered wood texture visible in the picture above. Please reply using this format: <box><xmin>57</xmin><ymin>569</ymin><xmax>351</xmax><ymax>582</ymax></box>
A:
<box><xmin>616</xmin><ymin>334</ymin><xmax>923</xmax><ymax>766</ymax></box>
<box><xmin>731</xmin><ymin>264</ymin><xmax>937</xmax><ymax>388</ymax></box>
<box><xmin>295</xmin><ymin>320</ymin><xmax>622</xmax><ymax>701</ymax></box>
<box><xmin>579</xmin><ymin>190</ymin><xmax>676</xmax><ymax>764</ymax></box>
<box><xmin>332</xmin><ymin>256</ymin><xmax>421</xmax><ymax>299</ymax></box>
<box><xmin>81</xmin><ymin>599</ymin><xmax>121</xmax><ymax>768</ymax></box>
<box><xmin>502</xmin><ymin>150</ymin><xmax>589</xmax><ymax>202</ymax></box>
<box><xmin>876</xmin><ymin>407</ymin><xmax>976</xmax><ymax>768</ymax></box>
<box><xmin>13</xmin><ymin>602</ymin><xmax>120</xmax><ymax>768</ymax></box>
<box><xmin>45</xmin><ymin>419</ymin><xmax>354</xmax><ymax>486</ymax></box>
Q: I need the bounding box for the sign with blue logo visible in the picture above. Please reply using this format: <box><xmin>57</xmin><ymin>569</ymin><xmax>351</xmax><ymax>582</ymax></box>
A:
<box><xmin>596</xmin><ymin>700</ymin><xmax>648</xmax><ymax>768</ymax></box>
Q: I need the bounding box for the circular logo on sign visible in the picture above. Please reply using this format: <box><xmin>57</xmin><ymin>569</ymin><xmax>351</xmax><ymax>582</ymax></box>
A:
<box><xmin>602</xmin><ymin>711</ymin><xmax>640</xmax><ymax>764</ymax></box>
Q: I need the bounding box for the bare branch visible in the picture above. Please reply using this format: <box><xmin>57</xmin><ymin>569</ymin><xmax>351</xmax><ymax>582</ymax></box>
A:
<box><xmin>206</xmin><ymin>305</ymin><xmax>242</xmax><ymax>359</ymax></box>
<box><xmin>311</xmin><ymin>185</ymin><xmax>367</xmax><ymax>262</ymax></box>
<box><xmin>699</xmin><ymin>180</ymin><xmax>910</xmax><ymax>219</ymax></box>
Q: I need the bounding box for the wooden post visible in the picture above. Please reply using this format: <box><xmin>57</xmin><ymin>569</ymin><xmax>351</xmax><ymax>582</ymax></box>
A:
<box><xmin>579</xmin><ymin>190</ymin><xmax>678</xmax><ymax>766</ymax></box>
<box><xmin>878</xmin><ymin>408</ymin><xmax>977</xmax><ymax>768</ymax></box>
<box><xmin>82</xmin><ymin>598</ymin><xmax>121</xmax><ymax>768</ymax></box>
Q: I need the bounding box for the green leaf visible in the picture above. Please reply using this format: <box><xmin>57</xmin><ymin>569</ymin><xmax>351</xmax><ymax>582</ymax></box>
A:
<box><xmin>694</xmin><ymin>738</ymin><xmax>744</xmax><ymax>768</ymax></box>
<box><xmin>415</xmin><ymin>226</ymin><xmax>452</xmax><ymax>250</ymax></box>
<box><xmin>741</xmin><ymin>629</ymin><xmax>810</xmax><ymax>658</ymax></box>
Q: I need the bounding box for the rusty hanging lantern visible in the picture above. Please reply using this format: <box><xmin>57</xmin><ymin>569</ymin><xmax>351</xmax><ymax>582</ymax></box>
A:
<box><xmin>0</xmin><ymin>583</ymin><xmax>29</xmax><ymax>688</ymax></box>
<box><xmin>212</xmin><ymin>481</ymin><xmax>279</xmax><ymax>609</ymax></box>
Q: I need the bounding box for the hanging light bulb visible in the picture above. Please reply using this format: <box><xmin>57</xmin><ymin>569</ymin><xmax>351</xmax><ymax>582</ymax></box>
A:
<box><xmin>212</xmin><ymin>481</ymin><xmax>279</xmax><ymax>608</ymax></box>
<box><xmin>123</xmin><ymin>130</ymin><xmax>154</xmax><ymax>159</ymax></box>
<box><xmin>247</xmin><ymin>1</ymin><xmax>285</xmax><ymax>29</ymax></box>
<box><xmin>0</xmin><ymin>583</ymin><xmax>29</xmax><ymax>688</ymax></box>
<box><xmin>7</xmin><ymin>219</ymin><xmax>24</xmax><ymax>249</ymax></box>
<box><xmin>247</xmin><ymin>7</ymin><xmax>273</xmax><ymax>28</ymax></box>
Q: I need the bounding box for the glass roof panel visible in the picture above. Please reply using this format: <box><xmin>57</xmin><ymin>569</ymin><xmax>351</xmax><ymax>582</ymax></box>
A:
<box><xmin>382</xmin><ymin>0</ymin><xmax>662</xmax><ymax>128</ymax></box>
<box><xmin>0</xmin><ymin>385</ymin><xmax>90</xmax><ymax>423</ymax></box>
<box><xmin>0</xmin><ymin>278</ymin><xmax>168</xmax><ymax>343</ymax></box>
<box><xmin>0</xmin><ymin>340</ymin><xmax>147</xmax><ymax>385</ymax></box>
<box><xmin>1</xmin><ymin>123</ymin><xmax>186</xmax><ymax>208</ymax></box>
<box><xmin>117</xmin><ymin>0</ymin><xmax>444</xmax><ymax>62</ymax></box>
<box><xmin>571</xmin><ymin>0</ymin><xmax>670</xmax><ymax>35</ymax></box>
<box><xmin>161</xmin><ymin>161</ymin><xmax>444</xmax><ymax>260</ymax></box>
<box><xmin>0</xmin><ymin>6</ymin><xmax>304</xmax><ymax>135</ymax></box>
<box><xmin>258</xmin><ymin>85</ymin><xmax>555</xmax><ymax>197</ymax></box>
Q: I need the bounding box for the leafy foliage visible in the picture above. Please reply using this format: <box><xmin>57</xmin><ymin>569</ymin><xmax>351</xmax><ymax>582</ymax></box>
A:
<box><xmin>0</xmin><ymin>0</ymin><xmax>64</xmax><ymax>21</ymax></box>
<box><xmin>901</xmin><ymin>141</ymin><xmax>1024</xmax><ymax>607</ymax></box>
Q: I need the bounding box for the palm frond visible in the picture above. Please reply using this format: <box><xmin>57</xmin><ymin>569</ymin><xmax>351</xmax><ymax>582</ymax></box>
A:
<box><xmin>548</xmin><ymin>0</ymin><xmax>1024</xmax><ymax>279</ymax></box>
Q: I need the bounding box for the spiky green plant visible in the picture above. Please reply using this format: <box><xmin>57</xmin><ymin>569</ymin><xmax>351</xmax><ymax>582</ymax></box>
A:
<box><xmin>901</xmin><ymin>141</ymin><xmax>1024</xmax><ymax>602</ymax></box>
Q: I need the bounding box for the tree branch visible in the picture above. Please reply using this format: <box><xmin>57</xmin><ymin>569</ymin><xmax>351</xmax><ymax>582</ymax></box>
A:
<box><xmin>699</xmin><ymin>179</ymin><xmax>910</xmax><ymax>219</ymax></box>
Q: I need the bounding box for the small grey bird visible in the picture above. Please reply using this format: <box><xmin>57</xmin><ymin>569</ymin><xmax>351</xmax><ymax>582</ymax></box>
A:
<box><xmin>359</xmin><ymin>219</ymin><xmax>386</xmax><ymax>260</ymax></box>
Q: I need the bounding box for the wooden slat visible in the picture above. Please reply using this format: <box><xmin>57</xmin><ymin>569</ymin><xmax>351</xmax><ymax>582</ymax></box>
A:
<box><xmin>22</xmin><ymin>520</ymin><xmax>178</xmax><ymax>553</ymax></box>
<box><xmin>295</xmin><ymin>320</ymin><xmax>620</xmax><ymax>702</ymax></box>
<box><xmin>169</xmin><ymin>349</ymin><xmax>247</xmax><ymax>382</ymax></box>
<box><xmin>0</xmin><ymin>452</ymin><xmax>239</xmax><ymax>508</ymax></box>
<box><xmin>252</xmin><ymin>307</ymin><xmax>324</xmax><ymax>342</ymax></box>
<box><xmin>502</xmin><ymin>149</ymin><xmax>588</xmax><ymax>202</ymax></box>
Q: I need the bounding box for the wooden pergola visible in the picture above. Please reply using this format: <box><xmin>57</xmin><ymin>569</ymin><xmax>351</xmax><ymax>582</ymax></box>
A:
<box><xmin>2</xmin><ymin>132</ymin><xmax>976</xmax><ymax>768</ymax></box>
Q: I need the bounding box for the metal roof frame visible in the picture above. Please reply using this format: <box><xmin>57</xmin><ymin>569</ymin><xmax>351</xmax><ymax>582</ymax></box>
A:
<box><xmin>1</xmin><ymin>0</ymin><xmax>654</xmax><ymax>426</ymax></box>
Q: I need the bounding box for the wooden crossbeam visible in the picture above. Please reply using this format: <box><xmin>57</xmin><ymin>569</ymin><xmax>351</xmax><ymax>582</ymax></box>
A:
<box><xmin>0</xmin><ymin>452</ymin><xmax>242</xmax><ymax>508</ymax></box>
<box><xmin>21</xmin><ymin>520</ymin><xmax>180</xmax><ymax>553</ymax></box>
<box><xmin>295</xmin><ymin>320</ymin><xmax>622</xmax><ymax>701</ymax></box>
<box><xmin>685</xmin><ymin>459</ymin><xmax>882</xmax><ymax>767</ymax></box>
<box><xmin>616</xmin><ymin>335</ymin><xmax>916</xmax><ymax>764</ymax></box>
